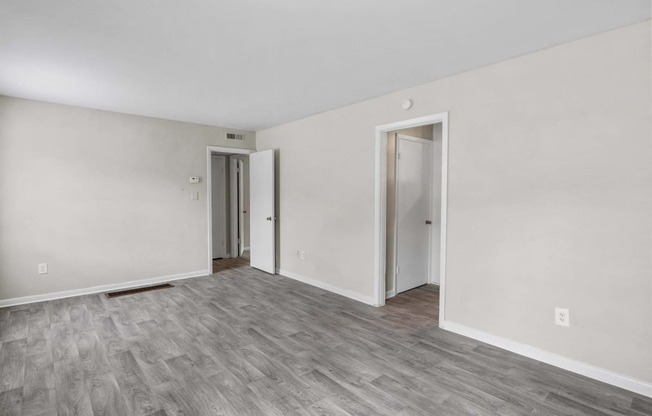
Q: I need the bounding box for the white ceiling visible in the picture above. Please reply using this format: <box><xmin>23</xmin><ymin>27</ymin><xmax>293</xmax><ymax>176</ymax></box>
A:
<box><xmin>0</xmin><ymin>1</ymin><xmax>649</xmax><ymax>131</ymax></box>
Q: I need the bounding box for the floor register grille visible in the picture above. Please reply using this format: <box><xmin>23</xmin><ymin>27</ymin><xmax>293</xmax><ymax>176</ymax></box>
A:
<box><xmin>105</xmin><ymin>283</ymin><xmax>174</xmax><ymax>298</ymax></box>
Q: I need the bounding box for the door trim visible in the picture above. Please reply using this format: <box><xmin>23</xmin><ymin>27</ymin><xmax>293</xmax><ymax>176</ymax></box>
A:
<box><xmin>394</xmin><ymin>134</ymin><xmax>434</xmax><ymax>294</ymax></box>
<box><xmin>373</xmin><ymin>113</ymin><xmax>449</xmax><ymax>322</ymax></box>
<box><xmin>207</xmin><ymin>146</ymin><xmax>254</xmax><ymax>273</ymax></box>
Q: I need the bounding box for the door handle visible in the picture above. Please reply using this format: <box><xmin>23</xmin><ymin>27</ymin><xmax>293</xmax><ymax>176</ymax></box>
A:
<box><xmin>425</xmin><ymin>220</ymin><xmax>432</xmax><ymax>225</ymax></box>
<box><xmin>266</xmin><ymin>217</ymin><xmax>272</xmax><ymax>221</ymax></box>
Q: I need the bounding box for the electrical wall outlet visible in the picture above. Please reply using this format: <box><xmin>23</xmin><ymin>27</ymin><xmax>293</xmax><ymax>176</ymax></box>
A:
<box><xmin>38</xmin><ymin>263</ymin><xmax>48</xmax><ymax>274</ymax></box>
<box><xmin>555</xmin><ymin>307</ymin><xmax>570</xmax><ymax>327</ymax></box>
<box><xmin>300</xmin><ymin>250</ymin><xmax>306</xmax><ymax>260</ymax></box>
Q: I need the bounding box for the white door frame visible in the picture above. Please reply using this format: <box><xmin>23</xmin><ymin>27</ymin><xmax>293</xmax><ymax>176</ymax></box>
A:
<box><xmin>393</xmin><ymin>134</ymin><xmax>434</xmax><ymax>294</ymax></box>
<box><xmin>373</xmin><ymin>112</ymin><xmax>449</xmax><ymax>322</ymax></box>
<box><xmin>207</xmin><ymin>146</ymin><xmax>254</xmax><ymax>272</ymax></box>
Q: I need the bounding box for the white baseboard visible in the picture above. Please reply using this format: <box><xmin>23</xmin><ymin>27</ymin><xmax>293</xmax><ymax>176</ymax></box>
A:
<box><xmin>276</xmin><ymin>269</ymin><xmax>375</xmax><ymax>306</ymax></box>
<box><xmin>0</xmin><ymin>269</ymin><xmax>210</xmax><ymax>308</ymax></box>
<box><xmin>440</xmin><ymin>320</ymin><xmax>652</xmax><ymax>398</ymax></box>
<box><xmin>386</xmin><ymin>289</ymin><xmax>396</xmax><ymax>298</ymax></box>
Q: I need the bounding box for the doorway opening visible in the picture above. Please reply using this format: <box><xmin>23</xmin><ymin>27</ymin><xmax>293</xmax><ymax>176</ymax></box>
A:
<box><xmin>206</xmin><ymin>146</ymin><xmax>254</xmax><ymax>273</ymax></box>
<box><xmin>387</xmin><ymin>128</ymin><xmax>436</xmax><ymax>296</ymax></box>
<box><xmin>374</xmin><ymin>113</ymin><xmax>449</xmax><ymax>324</ymax></box>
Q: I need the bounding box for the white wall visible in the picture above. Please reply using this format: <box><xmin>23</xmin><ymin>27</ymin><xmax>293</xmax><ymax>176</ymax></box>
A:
<box><xmin>256</xmin><ymin>21</ymin><xmax>652</xmax><ymax>383</ymax></box>
<box><xmin>0</xmin><ymin>96</ymin><xmax>255</xmax><ymax>300</ymax></box>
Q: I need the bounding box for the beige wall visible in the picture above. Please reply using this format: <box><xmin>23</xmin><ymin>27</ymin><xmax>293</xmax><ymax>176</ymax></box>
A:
<box><xmin>257</xmin><ymin>21</ymin><xmax>652</xmax><ymax>382</ymax></box>
<box><xmin>0</xmin><ymin>96</ymin><xmax>255</xmax><ymax>300</ymax></box>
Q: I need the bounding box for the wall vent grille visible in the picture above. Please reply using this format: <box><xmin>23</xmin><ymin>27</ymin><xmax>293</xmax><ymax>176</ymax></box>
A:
<box><xmin>106</xmin><ymin>283</ymin><xmax>174</xmax><ymax>298</ymax></box>
<box><xmin>226</xmin><ymin>132</ymin><xmax>245</xmax><ymax>141</ymax></box>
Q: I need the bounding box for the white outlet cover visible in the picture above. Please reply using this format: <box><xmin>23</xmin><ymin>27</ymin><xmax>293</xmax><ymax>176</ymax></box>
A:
<box><xmin>300</xmin><ymin>251</ymin><xmax>306</xmax><ymax>260</ymax></box>
<box><xmin>38</xmin><ymin>263</ymin><xmax>48</xmax><ymax>274</ymax></box>
<box><xmin>555</xmin><ymin>307</ymin><xmax>570</xmax><ymax>327</ymax></box>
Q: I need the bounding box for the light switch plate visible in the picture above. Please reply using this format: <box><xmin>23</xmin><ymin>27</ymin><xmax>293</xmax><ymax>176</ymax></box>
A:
<box><xmin>189</xmin><ymin>176</ymin><xmax>200</xmax><ymax>183</ymax></box>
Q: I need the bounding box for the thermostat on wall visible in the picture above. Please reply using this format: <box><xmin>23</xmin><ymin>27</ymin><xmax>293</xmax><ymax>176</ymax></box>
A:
<box><xmin>189</xmin><ymin>176</ymin><xmax>200</xmax><ymax>183</ymax></box>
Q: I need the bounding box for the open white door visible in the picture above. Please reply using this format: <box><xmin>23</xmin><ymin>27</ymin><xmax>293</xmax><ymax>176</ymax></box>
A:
<box><xmin>229</xmin><ymin>157</ymin><xmax>239</xmax><ymax>258</ymax></box>
<box><xmin>250</xmin><ymin>149</ymin><xmax>275</xmax><ymax>273</ymax></box>
<box><xmin>238</xmin><ymin>159</ymin><xmax>245</xmax><ymax>256</ymax></box>
<box><xmin>211</xmin><ymin>156</ymin><xmax>227</xmax><ymax>258</ymax></box>
<box><xmin>395</xmin><ymin>135</ymin><xmax>432</xmax><ymax>293</ymax></box>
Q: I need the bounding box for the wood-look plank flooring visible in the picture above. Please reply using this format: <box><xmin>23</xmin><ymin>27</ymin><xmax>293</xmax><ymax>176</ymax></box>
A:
<box><xmin>1</xmin><ymin>262</ymin><xmax>650</xmax><ymax>415</ymax></box>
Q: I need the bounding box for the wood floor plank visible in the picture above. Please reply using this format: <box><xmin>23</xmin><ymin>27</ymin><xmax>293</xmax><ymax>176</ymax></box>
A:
<box><xmin>50</xmin><ymin>321</ymin><xmax>78</xmax><ymax>363</ymax></box>
<box><xmin>53</xmin><ymin>359</ymin><xmax>94</xmax><ymax>416</ymax></box>
<box><xmin>306</xmin><ymin>398</ymin><xmax>354</xmax><ymax>416</ymax></box>
<box><xmin>0</xmin><ymin>338</ymin><xmax>27</xmax><ymax>392</ymax></box>
<box><xmin>76</xmin><ymin>331</ymin><xmax>111</xmax><ymax>376</ymax></box>
<box><xmin>85</xmin><ymin>372</ymin><xmax>130</xmax><ymax>416</ymax></box>
<box><xmin>206</xmin><ymin>372</ymin><xmax>266</xmax><ymax>416</ymax></box>
<box><xmin>0</xmin><ymin>316</ymin><xmax>29</xmax><ymax>342</ymax></box>
<box><xmin>301</xmin><ymin>370</ymin><xmax>380</xmax><ymax>416</ymax></box>
<box><xmin>631</xmin><ymin>396</ymin><xmax>652</xmax><ymax>416</ymax></box>
<box><xmin>22</xmin><ymin>351</ymin><xmax>56</xmax><ymax>416</ymax></box>
<box><xmin>0</xmin><ymin>387</ymin><xmax>22</xmax><ymax>416</ymax></box>
<box><xmin>109</xmin><ymin>351</ymin><xmax>159</xmax><ymax>416</ymax></box>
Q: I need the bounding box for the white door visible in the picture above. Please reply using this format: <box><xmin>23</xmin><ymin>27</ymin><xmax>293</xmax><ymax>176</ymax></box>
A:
<box><xmin>229</xmin><ymin>157</ymin><xmax>239</xmax><ymax>258</ymax></box>
<box><xmin>238</xmin><ymin>159</ymin><xmax>245</xmax><ymax>256</ymax></box>
<box><xmin>211</xmin><ymin>155</ymin><xmax>227</xmax><ymax>258</ymax></box>
<box><xmin>395</xmin><ymin>135</ymin><xmax>432</xmax><ymax>293</ymax></box>
<box><xmin>250</xmin><ymin>149</ymin><xmax>275</xmax><ymax>274</ymax></box>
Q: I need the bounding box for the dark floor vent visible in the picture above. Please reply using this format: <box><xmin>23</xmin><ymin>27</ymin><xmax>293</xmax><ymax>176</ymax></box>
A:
<box><xmin>106</xmin><ymin>283</ymin><xmax>174</xmax><ymax>298</ymax></box>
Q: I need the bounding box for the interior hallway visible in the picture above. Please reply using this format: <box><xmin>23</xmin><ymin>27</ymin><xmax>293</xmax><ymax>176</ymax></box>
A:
<box><xmin>0</xmin><ymin>266</ymin><xmax>649</xmax><ymax>415</ymax></box>
<box><xmin>212</xmin><ymin>251</ymin><xmax>250</xmax><ymax>274</ymax></box>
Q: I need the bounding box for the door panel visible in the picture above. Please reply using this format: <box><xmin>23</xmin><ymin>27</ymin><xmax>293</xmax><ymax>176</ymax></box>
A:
<box><xmin>396</xmin><ymin>135</ymin><xmax>432</xmax><ymax>293</ymax></box>
<box><xmin>238</xmin><ymin>159</ymin><xmax>245</xmax><ymax>256</ymax></box>
<box><xmin>229</xmin><ymin>157</ymin><xmax>238</xmax><ymax>258</ymax></box>
<box><xmin>250</xmin><ymin>149</ymin><xmax>275</xmax><ymax>274</ymax></box>
<box><xmin>211</xmin><ymin>156</ymin><xmax>227</xmax><ymax>258</ymax></box>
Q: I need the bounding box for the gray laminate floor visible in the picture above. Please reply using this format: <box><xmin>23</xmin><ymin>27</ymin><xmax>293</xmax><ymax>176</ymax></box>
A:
<box><xmin>0</xmin><ymin>264</ymin><xmax>650</xmax><ymax>416</ymax></box>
